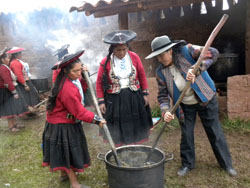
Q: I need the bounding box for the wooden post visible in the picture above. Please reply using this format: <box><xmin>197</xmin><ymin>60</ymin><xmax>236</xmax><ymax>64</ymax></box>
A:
<box><xmin>118</xmin><ymin>12</ymin><xmax>128</xmax><ymax>30</ymax></box>
<box><xmin>246</xmin><ymin>0</ymin><xmax>250</xmax><ymax>74</ymax></box>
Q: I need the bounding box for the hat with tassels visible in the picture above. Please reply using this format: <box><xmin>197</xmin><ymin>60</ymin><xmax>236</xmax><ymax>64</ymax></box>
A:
<box><xmin>103</xmin><ymin>30</ymin><xmax>136</xmax><ymax>45</ymax></box>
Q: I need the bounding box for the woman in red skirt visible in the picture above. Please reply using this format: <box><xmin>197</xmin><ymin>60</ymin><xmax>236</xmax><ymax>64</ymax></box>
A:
<box><xmin>8</xmin><ymin>47</ymin><xmax>40</xmax><ymax>108</ymax></box>
<box><xmin>0</xmin><ymin>47</ymin><xmax>29</xmax><ymax>132</ymax></box>
<box><xmin>42</xmin><ymin>50</ymin><xmax>106</xmax><ymax>188</ymax></box>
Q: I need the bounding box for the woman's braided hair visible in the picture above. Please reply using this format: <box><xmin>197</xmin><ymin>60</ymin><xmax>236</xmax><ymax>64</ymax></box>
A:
<box><xmin>46</xmin><ymin>59</ymin><xmax>80</xmax><ymax>112</ymax></box>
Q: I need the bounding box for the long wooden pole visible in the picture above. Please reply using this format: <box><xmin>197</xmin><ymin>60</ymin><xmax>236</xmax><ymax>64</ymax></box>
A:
<box><xmin>145</xmin><ymin>14</ymin><xmax>229</xmax><ymax>163</ymax></box>
<box><xmin>82</xmin><ymin>71</ymin><xmax>122</xmax><ymax>166</ymax></box>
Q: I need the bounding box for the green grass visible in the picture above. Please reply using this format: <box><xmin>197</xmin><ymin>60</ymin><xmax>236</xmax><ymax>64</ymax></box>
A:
<box><xmin>0</xmin><ymin>123</ymin><xmax>59</xmax><ymax>188</ymax></box>
<box><xmin>222</xmin><ymin>117</ymin><xmax>250</xmax><ymax>132</ymax></box>
<box><xmin>0</xmin><ymin>117</ymin><xmax>109</xmax><ymax>188</ymax></box>
<box><xmin>1</xmin><ymin>112</ymin><xmax>250</xmax><ymax>188</ymax></box>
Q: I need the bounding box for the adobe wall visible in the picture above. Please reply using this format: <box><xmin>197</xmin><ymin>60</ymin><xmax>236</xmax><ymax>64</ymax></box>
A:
<box><xmin>246</xmin><ymin>0</ymin><xmax>250</xmax><ymax>74</ymax></box>
<box><xmin>227</xmin><ymin>74</ymin><xmax>250</xmax><ymax>120</ymax></box>
<box><xmin>129</xmin><ymin>0</ymin><xmax>246</xmax><ymax>78</ymax></box>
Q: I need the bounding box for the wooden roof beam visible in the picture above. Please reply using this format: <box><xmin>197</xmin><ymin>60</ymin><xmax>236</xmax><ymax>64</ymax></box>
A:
<box><xmin>90</xmin><ymin>0</ymin><xmax>212</xmax><ymax>18</ymax></box>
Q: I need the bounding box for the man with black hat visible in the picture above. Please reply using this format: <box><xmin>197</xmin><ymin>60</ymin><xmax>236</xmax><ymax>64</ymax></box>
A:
<box><xmin>52</xmin><ymin>44</ymin><xmax>70</xmax><ymax>83</ymax></box>
<box><xmin>96</xmin><ymin>30</ymin><xmax>153</xmax><ymax>146</ymax></box>
<box><xmin>146</xmin><ymin>35</ymin><xmax>237</xmax><ymax>177</ymax></box>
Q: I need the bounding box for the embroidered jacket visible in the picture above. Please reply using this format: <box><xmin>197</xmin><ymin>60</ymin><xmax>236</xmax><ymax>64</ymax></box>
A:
<box><xmin>46</xmin><ymin>77</ymin><xmax>94</xmax><ymax>124</ymax></box>
<box><xmin>0</xmin><ymin>65</ymin><xmax>17</xmax><ymax>94</ymax></box>
<box><xmin>96</xmin><ymin>51</ymin><xmax>149</xmax><ymax>102</ymax></box>
<box><xmin>156</xmin><ymin>44</ymin><xmax>219</xmax><ymax>120</ymax></box>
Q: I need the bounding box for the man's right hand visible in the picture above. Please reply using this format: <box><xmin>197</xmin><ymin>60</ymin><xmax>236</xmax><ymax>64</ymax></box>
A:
<box><xmin>99</xmin><ymin>104</ymin><xmax>106</xmax><ymax>114</ymax></box>
<box><xmin>164</xmin><ymin>111</ymin><xmax>174</xmax><ymax>123</ymax></box>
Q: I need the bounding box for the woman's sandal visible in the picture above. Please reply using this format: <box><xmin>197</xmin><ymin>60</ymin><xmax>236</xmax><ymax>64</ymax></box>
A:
<box><xmin>9</xmin><ymin>126</ymin><xmax>20</xmax><ymax>133</ymax></box>
<box><xmin>60</xmin><ymin>172</ymin><xmax>79</xmax><ymax>182</ymax></box>
<box><xmin>59</xmin><ymin>175</ymin><xmax>69</xmax><ymax>182</ymax></box>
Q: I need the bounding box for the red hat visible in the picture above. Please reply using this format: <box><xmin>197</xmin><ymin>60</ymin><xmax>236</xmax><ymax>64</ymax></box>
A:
<box><xmin>7</xmin><ymin>47</ymin><xmax>25</xmax><ymax>54</ymax></box>
<box><xmin>51</xmin><ymin>50</ymin><xmax>84</xmax><ymax>70</ymax></box>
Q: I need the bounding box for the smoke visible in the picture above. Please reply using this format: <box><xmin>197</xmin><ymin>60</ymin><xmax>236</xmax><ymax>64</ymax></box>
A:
<box><xmin>0</xmin><ymin>0</ymin><xmax>118</xmax><ymax>80</ymax></box>
<box><xmin>0</xmin><ymin>0</ymin><xmax>84</xmax><ymax>14</ymax></box>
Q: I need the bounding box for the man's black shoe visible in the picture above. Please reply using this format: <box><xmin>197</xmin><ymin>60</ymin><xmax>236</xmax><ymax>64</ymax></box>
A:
<box><xmin>177</xmin><ymin>166</ymin><xmax>191</xmax><ymax>176</ymax></box>
<box><xmin>226</xmin><ymin>168</ymin><xmax>237</xmax><ymax>176</ymax></box>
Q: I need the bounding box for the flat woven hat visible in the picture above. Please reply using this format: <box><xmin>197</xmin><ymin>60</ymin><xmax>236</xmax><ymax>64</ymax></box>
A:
<box><xmin>53</xmin><ymin>44</ymin><xmax>70</xmax><ymax>60</ymax></box>
<box><xmin>7</xmin><ymin>47</ymin><xmax>25</xmax><ymax>54</ymax></box>
<box><xmin>51</xmin><ymin>50</ymin><xmax>84</xmax><ymax>70</ymax></box>
<box><xmin>103</xmin><ymin>30</ymin><xmax>136</xmax><ymax>44</ymax></box>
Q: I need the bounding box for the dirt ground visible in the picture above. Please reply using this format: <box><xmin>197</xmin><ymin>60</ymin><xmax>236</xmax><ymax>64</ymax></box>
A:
<box><xmin>1</xmin><ymin>105</ymin><xmax>250</xmax><ymax>188</ymax></box>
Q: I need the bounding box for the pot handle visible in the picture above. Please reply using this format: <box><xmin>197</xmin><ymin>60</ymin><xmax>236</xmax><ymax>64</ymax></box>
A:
<box><xmin>97</xmin><ymin>153</ymin><xmax>105</xmax><ymax>161</ymax></box>
<box><xmin>164</xmin><ymin>153</ymin><xmax>174</xmax><ymax>163</ymax></box>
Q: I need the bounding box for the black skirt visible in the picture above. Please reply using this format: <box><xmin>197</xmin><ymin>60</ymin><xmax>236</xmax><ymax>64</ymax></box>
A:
<box><xmin>17</xmin><ymin>80</ymin><xmax>40</xmax><ymax>107</ymax></box>
<box><xmin>42</xmin><ymin>122</ymin><xmax>90</xmax><ymax>173</ymax></box>
<box><xmin>101</xmin><ymin>88</ymin><xmax>153</xmax><ymax>146</ymax></box>
<box><xmin>0</xmin><ymin>87</ymin><xmax>29</xmax><ymax>118</ymax></box>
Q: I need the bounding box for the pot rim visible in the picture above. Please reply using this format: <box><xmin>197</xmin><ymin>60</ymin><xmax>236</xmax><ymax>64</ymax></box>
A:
<box><xmin>103</xmin><ymin>145</ymin><xmax>166</xmax><ymax>170</ymax></box>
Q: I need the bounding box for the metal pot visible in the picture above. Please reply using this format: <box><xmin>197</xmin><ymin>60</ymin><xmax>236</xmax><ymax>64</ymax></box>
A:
<box><xmin>97</xmin><ymin>145</ymin><xmax>174</xmax><ymax>188</ymax></box>
<box><xmin>31</xmin><ymin>78</ymin><xmax>49</xmax><ymax>93</ymax></box>
<box><xmin>207</xmin><ymin>53</ymin><xmax>239</xmax><ymax>82</ymax></box>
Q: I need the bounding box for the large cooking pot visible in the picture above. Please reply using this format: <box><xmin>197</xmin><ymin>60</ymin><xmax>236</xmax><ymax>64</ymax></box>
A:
<box><xmin>97</xmin><ymin>145</ymin><xmax>174</xmax><ymax>188</ymax></box>
<box><xmin>31</xmin><ymin>78</ymin><xmax>49</xmax><ymax>93</ymax></box>
<box><xmin>207</xmin><ymin>53</ymin><xmax>239</xmax><ymax>82</ymax></box>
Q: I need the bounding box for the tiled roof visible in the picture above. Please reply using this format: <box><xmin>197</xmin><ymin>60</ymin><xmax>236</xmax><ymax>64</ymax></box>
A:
<box><xmin>70</xmin><ymin>0</ymin><xmax>211</xmax><ymax>17</ymax></box>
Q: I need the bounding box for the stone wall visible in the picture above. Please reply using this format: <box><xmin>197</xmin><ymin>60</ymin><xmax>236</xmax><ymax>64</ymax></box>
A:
<box><xmin>227</xmin><ymin>74</ymin><xmax>250</xmax><ymax>120</ymax></box>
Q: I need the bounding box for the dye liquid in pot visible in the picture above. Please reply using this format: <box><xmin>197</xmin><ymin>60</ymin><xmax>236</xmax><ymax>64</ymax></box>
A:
<box><xmin>109</xmin><ymin>150</ymin><xmax>155</xmax><ymax>167</ymax></box>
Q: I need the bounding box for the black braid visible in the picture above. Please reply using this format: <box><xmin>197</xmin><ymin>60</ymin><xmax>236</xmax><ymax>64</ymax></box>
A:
<box><xmin>102</xmin><ymin>45</ymin><xmax>114</xmax><ymax>92</ymax></box>
<box><xmin>46</xmin><ymin>59</ymin><xmax>80</xmax><ymax>112</ymax></box>
<box><xmin>9</xmin><ymin>53</ymin><xmax>20</xmax><ymax>63</ymax></box>
<box><xmin>0</xmin><ymin>53</ymin><xmax>7</xmax><ymax>64</ymax></box>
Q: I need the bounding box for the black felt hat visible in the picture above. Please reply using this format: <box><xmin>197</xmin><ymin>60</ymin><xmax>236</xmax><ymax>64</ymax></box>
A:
<box><xmin>53</xmin><ymin>44</ymin><xmax>70</xmax><ymax>60</ymax></box>
<box><xmin>103</xmin><ymin>30</ymin><xmax>136</xmax><ymax>44</ymax></box>
<box><xmin>51</xmin><ymin>50</ymin><xmax>84</xmax><ymax>70</ymax></box>
<box><xmin>145</xmin><ymin>35</ymin><xmax>185</xmax><ymax>59</ymax></box>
